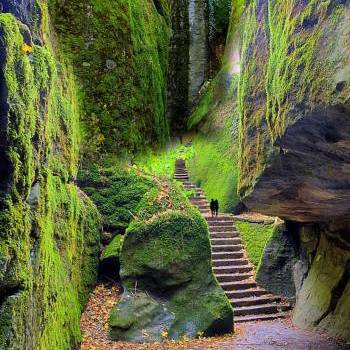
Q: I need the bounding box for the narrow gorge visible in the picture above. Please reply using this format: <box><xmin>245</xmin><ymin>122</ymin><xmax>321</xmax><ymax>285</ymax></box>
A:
<box><xmin>0</xmin><ymin>0</ymin><xmax>349</xmax><ymax>349</ymax></box>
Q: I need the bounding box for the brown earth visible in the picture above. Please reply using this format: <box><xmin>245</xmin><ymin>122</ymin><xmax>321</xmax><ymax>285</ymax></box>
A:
<box><xmin>80</xmin><ymin>283</ymin><xmax>350</xmax><ymax>350</ymax></box>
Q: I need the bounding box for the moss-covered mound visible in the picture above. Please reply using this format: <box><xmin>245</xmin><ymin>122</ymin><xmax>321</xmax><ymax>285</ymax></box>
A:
<box><xmin>0</xmin><ymin>7</ymin><xmax>101</xmax><ymax>350</ymax></box>
<box><xmin>109</xmin><ymin>181</ymin><xmax>233</xmax><ymax>343</ymax></box>
<box><xmin>49</xmin><ymin>0</ymin><xmax>171</xmax><ymax>158</ymax></box>
<box><xmin>78</xmin><ymin>166</ymin><xmax>155</xmax><ymax>235</ymax></box>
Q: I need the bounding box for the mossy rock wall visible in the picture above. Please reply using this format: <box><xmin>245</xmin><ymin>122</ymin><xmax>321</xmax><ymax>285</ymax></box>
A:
<box><xmin>238</xmin><ymin>0</ymin><xmax>350</xmax><ymax>222</ymax></box>
<box><xmin>49</xmin><ymin>0</ymin><xmax>171</xmax><ymax>158</ymax></box>
<box><xmin>0</xmin><ymin>5</ymin><xmax>101</xmax><ymax>349</ymax></box>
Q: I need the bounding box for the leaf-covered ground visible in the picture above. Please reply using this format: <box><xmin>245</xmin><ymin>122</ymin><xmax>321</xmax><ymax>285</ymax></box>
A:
<box><xmin>80</xmin><ymin>284</ymin><xmax>349</xmax><ymax>350</ymax></box>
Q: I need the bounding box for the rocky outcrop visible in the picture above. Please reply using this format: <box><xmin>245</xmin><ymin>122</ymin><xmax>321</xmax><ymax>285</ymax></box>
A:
<box><xmin>256</xmin><ymin>222</ymin><xmax>300</xmax><ymax>301</ymax></box>
<box><xmin>236</xmin><ymin>2</ymin><xmax>350</xmax><ymax>339</ymax></box>
<box><xmin>109</xmin><ymin>182</ymin><xmax>233</xmax><ymax>342</ymax></box>
<box><xmin>256</xmin><ymin>221</ymin><xmax>350</xmax><ymax>341</ymax></box>
<box><xmin>239</xmin><ymin>0</ymin><xmax>350</xmax><ymax>223</ymax></box>
<box><xmin>293</xmin><ymin>223</ymin><xmax>350</xmax><ymax>341</ymax></box>
<box><xmin>0</xmin><ymin>5</ymin><xmax>101</xmax><ymax>350</ymax></box>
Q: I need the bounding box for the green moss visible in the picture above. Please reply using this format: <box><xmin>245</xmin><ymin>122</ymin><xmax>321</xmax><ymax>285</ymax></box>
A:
<box><xmin>49</xmin><ymin>0</ymin><xmax>171</xmax><ymax>159</ymax></box>
<box><xmin>78</xmin><ymin>166</ymin><xmax>155</xmax><ymax>234</ymax></box>
<box><xmin>238</xmin><ymin>0</ymin><xmax>348</xmax><ymax>197</ymax></box>
<box><xmin>235</xmin><ymin>221</ymin><xmax>275</xmax><ymax>267</ymax></box>
<box><xmin>133</xmin><ymin>143</ymin><xmax>194</xmax><ymax>178</ymax></box>
<box><xmin>102</xmin><ymin>235</ymin><xmax>124</xmax><ymax>261</ymax></box>
<box><xmin>0</xmin><ymin>9</ymin><xmax>101</xmax><ymax>350</ymax></box>
<box><xmin>186</xmin><ymin>71</ymin><xmax>240</xmax><ymax>212</ymax></box>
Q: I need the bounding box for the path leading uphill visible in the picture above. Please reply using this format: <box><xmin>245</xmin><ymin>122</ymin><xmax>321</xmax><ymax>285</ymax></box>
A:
<box><xmin>174</xmin><ymin>159</ymin><xmax>291</xmax><ymax>323</ymax></box>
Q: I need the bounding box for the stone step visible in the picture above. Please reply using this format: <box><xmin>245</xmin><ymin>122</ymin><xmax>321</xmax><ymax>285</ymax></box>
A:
<box><xmin>210</xmin><ymin>232</ymin><xmax>239</xmax><ymax>239</ymax></box>
<box><xmin>191</xmin><ymin>198</ymin><xmax>208</xmax><ymax>203</ymax></box>
<box><xmin>208</xmin><ymin>222</ymin><xmax>234</xmax><ymax>228</ymax></box>
<box><xmin>225</xmin><ymin>288</ymin><xmax>270</xmax><ymax>299</ymax></box>
<box><xmin>234</xmin><ymin>303</ymin><xmax>290</xmax><ymax>317</ymax></box>
<box><xmin>216</xmin><ymin>273</ymin><xmax>254</xmax><ymax>283</ymax></box>
<box><xmin>220</xmin><ymin>280</ymin><xmax>257</xmax><ymax>291</ymax></box>
<box><xmin>212</xmin><ymin>251</ymin><xmax>244</xmax><ymax>259</ymax></box>
<box><xmin>182</xmin><ymin>181</ymin><xmax>195</xmax><ymax>185</ymax></box>
<box><xmin>213</xmin><ymin>265</ymin><xmax>253</xmax><ymax>274</ymax></box>
<box><xmin>230</xmin><ymin>295</ymin><xmax>281</xmax><ymax>308</ymax></box>
<box><xmin>210</xmin><ymin>229</ymin><xmax>238</xmax><ymax>236</ymax></box>
<box><xmin>190</xmin><ymin>196</ymin><xmax>206</xmax><ymax>200</ymax></box>
<box><xmin>211</xmin><ymin>244</ymin><xmax>244</xmax><ymax>253</ymax></box>
<box><xmin>212</xmin><ymin>258</ymin><xmax>251</xmax><ymax>269</ymax></box>
<box><xmin>196</xmin><ymin>204</ymin><xmax>210</xmax><ymax>210</ymax></box>
<box><xmin>234</xmin><ymin>312</ymin><xmax>290</xmax><ymax>323</ymax></box>
<box><xmin>210</xmin><ymin>238</ymin><xmax>242</xmax><ymax>245</ymax></box>
<box><xmin>207</xmin><ymin>216</ymin><xmax>234</xmax><ymax>222</ymax></box>
<box><xmin>183</xmin><ymin>184</ymin><xmax>196</xmax><ymax>188</ymax></box>
<box><xmin>174</xmin><ymin>175</ymin><xmax>189</xmax><ymax>179</ymax></box>
<box><xmin>200</xmin><ymin>209</ymin><xmax>210</xmax><ymax>214</ymax></box>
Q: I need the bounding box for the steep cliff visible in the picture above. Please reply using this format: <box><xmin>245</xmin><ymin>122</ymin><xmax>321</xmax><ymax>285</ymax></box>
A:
<box><xmin>0</xmin><ymin>3</ymin><xmax>101</xmax><ymax>349</ymax></box>
<box><xmin>50</xmin><ymin>0</ymin><xmax>171</xmax><ymax>158</ymax></box>
<box><xmin>239</xmin><ymin>0</ymin><xmax>350</xmax><ymax>223</ymax></box>
<box><xmin>237</xmin><ymin>0</ymin><xmax>350</xmax><ymax>341</ymax></box>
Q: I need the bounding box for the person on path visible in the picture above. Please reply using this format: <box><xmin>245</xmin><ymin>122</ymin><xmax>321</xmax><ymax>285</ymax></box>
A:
<box><xmin>210</xmin><ymin>199</ymin><xmax>215</xmax><ymax>217</ymax></box>
<box><xmin>214</xmin><ymin>199</ymin><xmax>219</xmax><ymax>217</ymax></box>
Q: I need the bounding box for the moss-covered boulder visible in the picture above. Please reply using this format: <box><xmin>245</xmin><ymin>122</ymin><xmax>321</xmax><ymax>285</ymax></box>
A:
<box><xmin>109</xmin><ymin>182</ymin><xmax>233</xmax><ymax>343</ymax></box>
<box><xmin>99</xmin><ymin>234</ymin><xmax>124</xmax><ymax>279</ymax></box>
<box><xmin>78</xmin><ymin>166</ymin><xmax>155</xmax><ymax>235</ymax></box>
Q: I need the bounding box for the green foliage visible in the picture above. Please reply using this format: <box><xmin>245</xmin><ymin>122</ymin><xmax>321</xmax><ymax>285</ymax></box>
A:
<box><xmin>78</xmin><ymin>166</ymin><xmax>156</xmax><ymax>234</ymax></box>
<box><xmin>49</xmin><ymin>0</ymin><xmax>171</xmax><ymax>159</ymax></box>
<box><xmin>187</xmin><ymin>131</ymin><xmax>239</xmax><ymax>213</ymax></box>
<box><xmin>102</xmin><ymin>235</ymin><xmax>124</xmax><ymax>261</ymax></box>
<box><xmin>235</xmin><ymin>221</ymin><xmax>275</xmax><ymax>267</ymax></box>
<box><xmin>0</xmin><ymin>10</ymin><xmax>101</xmax><ymax>350</ymax></box>
<box><xmin>186</xmin><ymin>69</ymin><xmax>240</xmax><ymax>213</ymax></box>
<box><xmin>134</xmin><ymin>143</ymin><xmax>194</xmax><ymax>178</ymax></box>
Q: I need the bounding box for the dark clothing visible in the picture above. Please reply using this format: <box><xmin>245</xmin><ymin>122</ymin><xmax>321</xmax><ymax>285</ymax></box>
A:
<box><xmin>214</xmin><ymin>200</ymin><xmax>219</xmax><ymax>217</ymax></box>
<box><xmin>210</xmin><ymin>200</ymin><xmax>216</xmax><ymax>217</ymax></box>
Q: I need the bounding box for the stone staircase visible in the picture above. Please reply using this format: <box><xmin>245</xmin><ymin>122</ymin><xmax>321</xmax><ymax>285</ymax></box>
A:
<box><xmin>175</xmin><ymin>159</ymin><xmax>291</xmax><ymax>323</ymax></box>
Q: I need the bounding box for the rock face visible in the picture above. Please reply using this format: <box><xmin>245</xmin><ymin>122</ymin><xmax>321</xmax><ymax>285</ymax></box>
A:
<box><xmin>109</xmin><ymin>182</ymin><xmax>233</xmax><ymax>343</ymax></box>
<box><xmin>188</xmin><ymin>0</ymin><xmax>209</xmax><ymax>107</ymax></box>
<box><xmin>0</xmin><ymin>6</ymin><xmax>101</xmax><ymax>350</ymax></box>
<box><xmin>167</xmin><ymin>0</ymin><xmax>190</xmax><ymax>131</ymax></box>
<box><xmin>293</xmin><ymin>223</ymin><xmax>350</xmax><ymax>341</ymax></box>
<box><xmin>256</xmin><ymin>222</ymin><xmax>300</xmax><ymax>301</ymax></box>
<box><xmin>51</xmin><ymin>0</ymin><xmax>171</xmax><ymax>157</ymax></box>
<box><xmin>238</xmin><ymin>0</ymin><xmax>350</xmax><ymax>223</ymax></box>
<box><xmin>256</xmin><ymin>222</ymin><xmax>350</xmax><ymax>341</ymax></box>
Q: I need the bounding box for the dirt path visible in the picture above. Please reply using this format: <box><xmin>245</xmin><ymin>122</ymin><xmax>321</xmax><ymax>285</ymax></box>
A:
<box><xmin>80</xmin><ymin>284</ymin><xmax>349</xmax><ymax>350</ymax></box>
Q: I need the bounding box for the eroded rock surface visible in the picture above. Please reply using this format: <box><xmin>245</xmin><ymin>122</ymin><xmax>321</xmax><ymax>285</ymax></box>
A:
<box><xmin>239</xmin><ymin>0</ymin><xmax>350</xmax><ymax>223</ymax></box>
<box><xmin>256</xmin><ymin>222</ymin><xmax>299</xmax><ymax>301</ymax></box>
